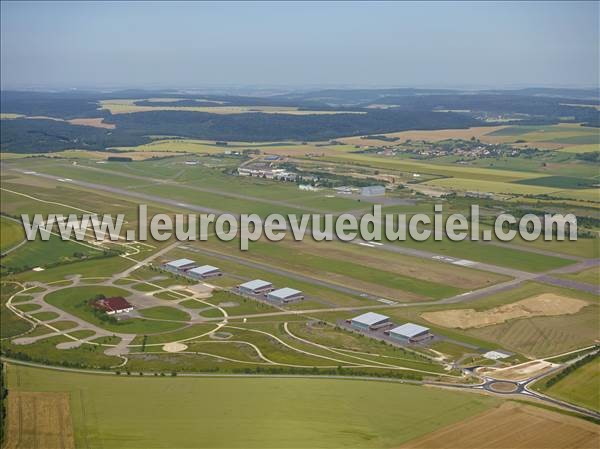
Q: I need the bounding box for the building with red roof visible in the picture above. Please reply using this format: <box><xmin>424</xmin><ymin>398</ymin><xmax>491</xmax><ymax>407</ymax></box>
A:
<box><xmin>93</xmin><ymin>296</ymin><xmax>133</xmax><ymax>315</ymax></box>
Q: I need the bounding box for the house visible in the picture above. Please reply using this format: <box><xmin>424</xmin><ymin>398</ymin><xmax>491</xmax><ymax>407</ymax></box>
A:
<box><xmin>238</xmin><ymin>279</ymin><xmax>274</xmax><ymax>295</ymax></box>
<box><xmin>267</xmin><ymin>287</ymin><xmax>304</xmax><ymax>303</ymax></box>
<box><xmin>162</xmin><ymin>258</ymin><xmax>197</xmax><ymax>273</ymax></box>
<box><xmin>388</xmin><ymin>323</ymin><xmax>432</xmax><ymax>343</ymax></box>
<box><xmin>93</xmin><ymin>297</ymin><xmax>133</xmax><ymax>315</ymax></box>
<box><xmin>186</xmin><ymin>265</ymin><xmax>222</xmax><ymax>280</ymax></box>
<box><xmin>349</xmin><ymin>312</ymin><xmax>391</xmax><ymax>331</ymax></box>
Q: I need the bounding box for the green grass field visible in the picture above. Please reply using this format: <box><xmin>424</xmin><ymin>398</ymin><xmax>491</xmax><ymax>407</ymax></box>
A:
<box><xmin>6</xmin><ymin>363</ymin><xmax>498</xmax><ymax>449</ymax></box>
<box><xmin>557</xmin><ymin>266</ymin><xmax>599</xmax><ymax>285</ymax></box>
<box><xmin>537</xmin><ymin>358</ymin><xmax>600</xmax><ymax>412</ymax></box>
<box><xmin>1</xmin><ymin>233</ymin><xmax>103</xmax><ymax>273</ymax></box>
<box><xmin>0</xmin><ymin>216</ymin><xmax>24</xmax><ymax>252</ymax></box>
<box><xmin>138</xmin><ymin>306</ymin><xmax>191</xmax><ymax>321</ymax></box>
<box><xmin>44</xmin><ymin>286</ymin><xmax>186</xmax><ymax>334</ymax></box>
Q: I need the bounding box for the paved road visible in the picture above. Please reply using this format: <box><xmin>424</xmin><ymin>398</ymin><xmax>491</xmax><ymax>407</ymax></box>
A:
<box><xmin>474</xmin><ymin>349</ymin><xmax>600</xmax><ymax>420</ymax></box>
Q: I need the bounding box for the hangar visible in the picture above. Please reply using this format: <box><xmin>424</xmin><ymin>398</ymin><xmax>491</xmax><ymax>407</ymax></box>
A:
<box><xmin>267</xmin><ymin>287</ymin><xmax>304</xmax><ymax>303</ymax></box>
<box><xmin>163</xmin><ymin>258</ymin><xmax>197</xmax><ymax>273</ymax></box>
<box><xmin>389</xmin><ymin>323</ymin><xmax>433</xmax><ymax>343</ymax></box>
<box><xmin>187</xmin><ymin>265</ymin><xmax>222</xmax><ymax>280</ymax></box>
<box><xmin>350</xmin><ymin>312</ymin><xmax>391</xmax><ymax>331</ymax></box>
<box><xmin>238</xmin><ymin>279</ymin><xmax>274</xmax><ymax>295</ymax></box>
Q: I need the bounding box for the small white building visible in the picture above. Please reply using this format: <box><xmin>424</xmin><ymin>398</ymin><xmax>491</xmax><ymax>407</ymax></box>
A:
<box><xmin>186</xmin><ymin>265</ymin><xmax>222</xmax><ymax>280</ymax></box>
<box><xmin>238</xmin><ymin>279</ymin><xmax>274</xmax><ymax>295</ymax></box>
<box><xmin>483</xmin><ymin>350</ymin><xmax>511</xmax><ymax>360</ymax></box>
<box><xmin>267</xmin><ymin>287</ymin><xmax>304</xmax><ymax>303</ymax></box>
<box><xmin>389</xmin><ymin>323</ymin><xmax>432</xmax><ymax>343</ymax></box>
<box><xmin>299</xmin><ymin>184</ymin><xmax>319</xmax><ymax>192</ymax></box>
<box><xmin>361</xmin><ymin>185</ymin><xmax>385</xmax><ymax>196</ymax></box>
<box><xmin>350</xmin><ymin>312</ymin><xmax>391</xmax><ymax>331</ymax></box>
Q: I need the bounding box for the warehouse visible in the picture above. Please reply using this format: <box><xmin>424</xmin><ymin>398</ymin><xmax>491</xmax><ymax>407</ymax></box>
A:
<box><xmin>238</xmin><ymin>279</ymin><xmax>274</xmax><ymax>295</ymax></box>
<box><xmin>361</xmin><ymin>185</ymin><xmax>385</xmax><ymax>196</ymax></box>
<box><xmin>267</xmin><ymin>287</ymin><xmax>304</xmax><ymax>303</ymax></box>
<box><xmin>163</xmin><ymin>258</ymin><xmax>197</xmax><ymax>273</ymax></box>
<box><xmin>388</xmin><ymin>323</ymin><xmax>433</xmax><ymax>343</ymax></box>
<box><xmin>186</xmin><ymin>265</ymin><xmax>222</xmax><ymax>280</ymax></box>
<box><xmin>349</xmin><ymin>312</ymin><xmax>391</xmax><ymax>331</ymax></box>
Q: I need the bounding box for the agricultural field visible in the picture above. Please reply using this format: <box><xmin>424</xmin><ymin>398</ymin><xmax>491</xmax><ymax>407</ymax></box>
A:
<box><xmin>399</xmin><ymin>402</ymin><xmax>600</xmax><ymax>449</ymax></box>
<box><xmin>2</xmin><ymin>391</ymin><xmax>75</xmax><ymax>449</ymax></box>
<box><xmin>0</xmin><ymin>216</ymin><xmax>24</xmax><ymax>253</ymax></box>
<box><xmin>536</xmin><ymin>357</ymin><xmax>600</xmax><ymax>412</ymax></box>
<box><xmin>4</xmin><ymin>364</ymin><xmax>498</xmax><ymax>449</ymax></box>
<box><xmin>99</xmin><ymin>98</ymin><xmax>362</xmax><ymax>115</ymax></box>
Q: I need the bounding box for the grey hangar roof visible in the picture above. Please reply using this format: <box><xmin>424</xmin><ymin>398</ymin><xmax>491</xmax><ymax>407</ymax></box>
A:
<box><xmin>165</xmin><ymin>258</ymin><xmax>196</xmax><ymax>268</ymax></box>
<box><xmin>350</xmin><ymin>312</ymin><xmax>390</xmax><ymax>326</ymax></box>
<box><xmin>389</xmin><ymin>323</ymin><xmax>430</xmax><ymax>338</ymax></box>
<box><xmin>188</xmin><ymin>265</ymin><xmax>220</xmax><ymax>275</ymax></box>
<box><xmin>239</xmin><ymin>279</ymin><xmax>272</xmax><ymax>290</ymax></box>
<box><xmin>268</xmin><ymin>287</ymin><xmax>302</xmax><ymax>299</ymax></box>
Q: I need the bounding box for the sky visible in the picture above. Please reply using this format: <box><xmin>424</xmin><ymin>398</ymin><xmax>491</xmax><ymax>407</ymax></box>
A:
<box><xmin>1</xmin><ymin>1</ymin><xmax>598</xmax><ymax>90</ymax></box>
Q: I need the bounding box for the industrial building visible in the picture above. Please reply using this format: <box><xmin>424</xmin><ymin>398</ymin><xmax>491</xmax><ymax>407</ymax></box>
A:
<box><xmin>388</xmin><ymin>323</ymin><xmax>432</xmax><ymax>343</ymax></box>
<box><xmin>349</xmin><ymin>312</ymin><xmax>391</xmax><ymax>331</ymax></box>
<box><xmin>361</xmin><ymin>185</ymin><xmax>386</xmax><ymax>196</ymax></box>
<box><xmin>267</xmin><ymin>287</ymin><xmax>304</xmax><ymax>303</ymax></box>
<box><xmin>163</xmin><ymin>258</ymin><xmax>197</xmax><ymax>273</ymax></box>
<box><xmin>186</xmin><ymin>265</ymin><xmax>222</xmax><ymax>280</ymax></box>
<box><xmin>238</xmin><ymin>279</ymin><xmax>274</xmax><ymax>295</ymax></box>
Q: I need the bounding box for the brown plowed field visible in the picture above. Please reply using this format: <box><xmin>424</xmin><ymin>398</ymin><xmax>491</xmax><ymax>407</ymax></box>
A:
<box><xmin>398</xmin><ymin>402</ymin><xmax>599</xmax><ymax>449</ymax></box>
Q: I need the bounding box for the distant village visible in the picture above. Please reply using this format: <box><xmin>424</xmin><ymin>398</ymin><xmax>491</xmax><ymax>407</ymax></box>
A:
<box><xmin>355</xmin><ymin>138</ymin><xmax>541</xmax><ymax>161</ymax></box>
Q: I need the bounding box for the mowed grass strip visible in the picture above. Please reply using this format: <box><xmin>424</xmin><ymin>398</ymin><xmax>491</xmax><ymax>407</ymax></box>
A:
<box><xmin>385</xmin><ymin>236</ymin><xmax>572</xmax><ymax>272</ymax></box>
<box><xmin>138</xmin><ymin>306</ymin><xmax>191</xmax><ymax>322</ymax></box>
<box><xmin>7</xmin><ymin>364</ymin><xmax>498</xmax><ymax>449</ymax></box>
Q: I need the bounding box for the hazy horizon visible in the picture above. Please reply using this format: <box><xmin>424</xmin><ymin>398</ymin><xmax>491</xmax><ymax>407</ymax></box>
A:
<box><xmin>1</xmin><ymin>1</ymin><xmax>598</xmax><ymax>90</ymax></box>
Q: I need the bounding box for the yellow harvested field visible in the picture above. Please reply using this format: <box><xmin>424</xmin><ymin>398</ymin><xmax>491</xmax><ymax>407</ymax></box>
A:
<box><xmin>99</xmin><ymin>99</ymin><xmax>363</xmax><ymax>115</ymax></box>
<box><xmin>421</xmin><ymin>294</ymin><xmax>589</xmax><ymax>329</ymax></box>
<box><xmin>3</xmin><ymin>391</ymin><xmax>75</xmax><ymax>449</ymax></box>
<box><xmin>398</xmin><ymin>402</ymin><xmax>600</xmax><ymax>449</ymax></box>
<box><xmin>339</xmin><ymin>125</ymin><xmax>508</xmax><ymax>146</ymax></box>
<box><xmin>67</xmin><ymin>117</ymin><xmax>115</xmax><ymax>129</ymax></box>
<box><xmin>0</xmin><ymin>113</ymin><xmax>25</xmax><ymax>119</ymax></box>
